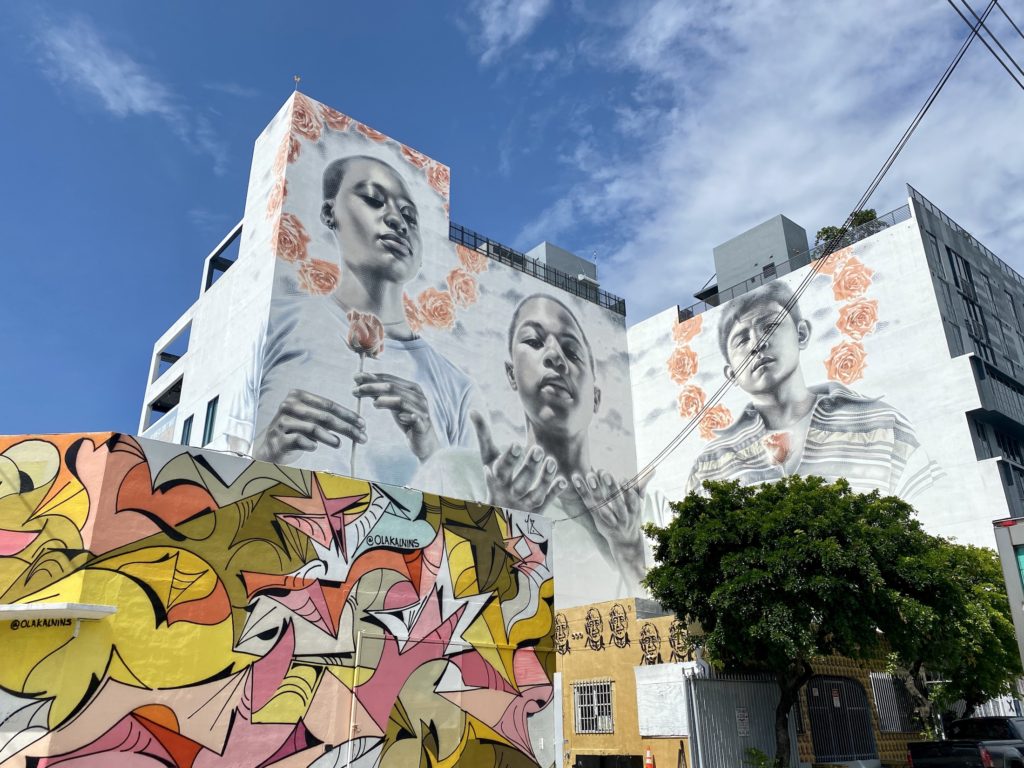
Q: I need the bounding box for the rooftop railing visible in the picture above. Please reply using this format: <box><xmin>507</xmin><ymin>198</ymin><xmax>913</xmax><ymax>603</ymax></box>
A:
<box><xmin>449</xmin><ymin>222</ymin><xmax>627</xmax><ymax>316</ymax></box>
<box><xmin>677</xmin><ymin>202</ymin><xmax>913</xmax><ymax>320</ymax></box>
<box><xmin>907</xmin><ymin>184</ymin><xmax>1023</xmax><ymax>288</ymax></box>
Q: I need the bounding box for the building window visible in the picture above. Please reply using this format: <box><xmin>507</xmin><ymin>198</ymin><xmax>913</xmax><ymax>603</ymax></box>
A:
<box><xmin>202</xmin><ymin>396</ymin><xmax>218</xmax><ymax>446</ymax></box>
<box><xmin>181</xmin><ymin>415</ymin><xmax>193</xmax><ymax>446</ymax></box>
<box><xmin>870</xmin><ymin>673</ymin><xmax>920</xmax><ymax>733</ymax></box>
<box><xmin>573</xmin><ymin>680</ymin><xmax>613</xmax><ymax>734</ymax></box>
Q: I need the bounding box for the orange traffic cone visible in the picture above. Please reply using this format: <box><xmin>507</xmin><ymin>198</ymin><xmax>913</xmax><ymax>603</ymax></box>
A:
<box><xmin>644</xmin><ymin>748</ymin><xmax>656</xmax><ymax>768</ymax></box>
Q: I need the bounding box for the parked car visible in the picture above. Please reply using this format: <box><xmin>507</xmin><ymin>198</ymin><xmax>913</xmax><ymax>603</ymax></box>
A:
<box><xmin>907</xmin><ymin>717</ymin><xmax>1024</xmax><ymax>767</ymax></box>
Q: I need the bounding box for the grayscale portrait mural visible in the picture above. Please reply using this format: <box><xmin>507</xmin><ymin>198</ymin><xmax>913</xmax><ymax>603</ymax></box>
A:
<box><xmin>222</xmin><ymin>93</ymin><xmax>642</xmax><ymax>608</ymax></box>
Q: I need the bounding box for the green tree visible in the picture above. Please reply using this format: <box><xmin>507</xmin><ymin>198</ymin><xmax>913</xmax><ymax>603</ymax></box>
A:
<box><xmin>814</xmin><ymin>208</ymin><xmax>886</xmax><ymax>249</ymax></box>
<box><xmin>643</xmin><ymin>477</ymin><xmax>932</xmax><ymax>768</ymax></box>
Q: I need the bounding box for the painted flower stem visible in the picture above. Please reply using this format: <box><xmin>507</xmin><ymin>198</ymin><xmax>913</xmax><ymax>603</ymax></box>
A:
<box><xmin>351</xmin><ymin>353</ymin><xmax>365</xmax><ymax>477</ymax></box>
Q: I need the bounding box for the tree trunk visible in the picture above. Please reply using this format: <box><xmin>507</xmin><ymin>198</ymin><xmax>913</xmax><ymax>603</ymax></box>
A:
<box><xmin>775</xmin><ymin>661</ymin><xmax>814</xmax><ymax>768</ymax></box>
<box><xmin>895</xmin><ymin>660</ymin><xmax>937</xmax><ymax>738</ymax></box>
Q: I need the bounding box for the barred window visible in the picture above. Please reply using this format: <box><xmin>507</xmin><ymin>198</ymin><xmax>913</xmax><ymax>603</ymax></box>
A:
<box><xmin>573</xmin><ymin>680</ymin><xmax>614</xmax><ymax>734</ymax></box>
<box><xmin>870</xmin><ymin>672</ymin><xmax>920</xmax><ymax>732</ymax></box>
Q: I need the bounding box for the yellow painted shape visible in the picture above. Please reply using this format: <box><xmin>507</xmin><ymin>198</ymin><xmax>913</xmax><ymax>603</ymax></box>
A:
<box><xmin>29</xmin><ymin>479</ymin><xmax>88</xmax><ymax>529</ymax></box>
<box><xmin>315</xmin><ymin>473</ymin><xmax>370</xmax><ymax>510</ymax></box>
<box><xmin>97</xmin><ymin>547</ymin><xmax>217</xmax><ymax>609</ymax></box>
<box><xmin>252</xmin><ymin>664</ymin><xmax>321</xmax><ymax>724</ymax></box>
<box><xmin>463</xmin><ymin>600</ymin><xmax>515</xmax><ymax>689</ymax></box>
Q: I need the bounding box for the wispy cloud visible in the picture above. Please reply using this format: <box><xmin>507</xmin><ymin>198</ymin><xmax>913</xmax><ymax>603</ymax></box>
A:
<box><xmin>468</xmin><ymin>0</ymin><xmax>553</xmax><ymax>64</ymax></box>
<box><xmin>35</xmin><ymin>15</ymin><xmax>228</xmax><ymax>175</ymax></box>
<box><xmin>203</xmin><ymin>81</ymin><xmax>260</xmax><ymax>99</ymax></box>
<box><xmin>472</xmin><ymin>0</ymin><xmax>1024</xmax><ymax>321</ymax></box>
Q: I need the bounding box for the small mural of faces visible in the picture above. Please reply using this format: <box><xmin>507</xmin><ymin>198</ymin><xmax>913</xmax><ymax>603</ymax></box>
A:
<box><xmin>584</xmin><ymin>608</ymin><xmax>605</xmax><ymax>651</ymax></box>
<box><xmin>668</xmin><ymin>618</ymin><xmax>693</xmax><ymax>662</ymax></box>
<box><xmin>609</xmin><ymin>603</ymin><xmax>630</xmax><ymax>648</ymax></box>
<box><xmin>555</xmin><ymin>613</ymin><xmax>570</xmax><ymax>655</ymax></box>
<box><xmin>639</xmin><ymin>622</ymin><xmax>663</xmax><ymax>666</ymax></box>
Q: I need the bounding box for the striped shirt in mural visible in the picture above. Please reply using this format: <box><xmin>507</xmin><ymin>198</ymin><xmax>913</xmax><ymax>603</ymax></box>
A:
<box><xmin>686</xmin><ymin>383</ymin><xmax>942</xmax><ymax>500</ymax></box>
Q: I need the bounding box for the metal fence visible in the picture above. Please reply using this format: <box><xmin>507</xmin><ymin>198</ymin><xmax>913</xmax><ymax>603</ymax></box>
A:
<box><xmin>449</xmin><ymin>222</ymin><xmax>627</xmax><ymax>316</ymax></box>
<box><xmin>806</xmin><ymin>675</ymin><xmax>879</xmax><ymax>763</ymax></box>
<box><xmin>677</xmin><ymin>203</ymin><xmax>913</xmax><ymax>321</ymax></box>
<box><xmin>869</xmin><ymin>672</ymin><xmax>920</xmax><ymax>733</ymax></box>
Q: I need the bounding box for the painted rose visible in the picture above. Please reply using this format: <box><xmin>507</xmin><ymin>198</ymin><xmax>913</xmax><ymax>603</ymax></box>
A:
<box><xmin>291</xmin><ymin>93</ymin><xmax>322</xmax><ymax>142</ymax></box>
<box><xmin>677</xmin><ymin>385</ymin><xmax>706</xmax><ymax>419</ymax></box>
<box><xmin>356</xmin><ymin>122</ymin><xmax>388</xmax><ymax>142</ymax></box>
<box><xmin>297</xmin><ymin>259</ymin><xmax>339</xmax><ymax>296</ymax></box>
<box><xmin>825</xmin><ymin>340</ymin><xmax>868</xmax><ymax>384</ymax></box>
<box><xmin>273</xmin><ymin>135</ymin><xmax>301</xmax><ymax>177</ymax></box>
<box><xmin>418</xmin><ymin>287</ymin><xmax>456</xmax><ymax>330</ymax></box>
<box><xmin>403</xmin><ymin>292</ymin><xmax>423</xmax><ymax>334</ymax></box>
<box><xmin>763</xmin><ymin>432</ymin><xmax>791</xmax><ymax>465</ymax></box>
<box><xmin>832</xmin><ymin>257</ymin><xmax>874</xmax><ymax>301</ymax></box>
<box><xmin>698</xmin><ymin>404</ymin><xmax>733</xmax><ymax>440</ymax></box>
<box><xmin>401</xmin><ymin>145</ymin><xmax>430</xmax><ymax>169</ymax></box>
<box><xmin>667</xmin><ymin>345</ymin><xmax>699</xmax><ymax>385</ymax></box>
<box><xmin>456</xmin><ymin>244</ymin><xmax>489</xmax><ymax>274</ymax></box>
<box><xmin>814</xmin><ymin>246</ymin><xmax>853</xmax><ymax>277</ymax></box>
<box><xmin>272</xmin><ymin>213</ymin><xmax>310</xmax><ymax>263</ymax></box>
<box><xmin>446</xmin><ymin>268</ymin><xmax>478</xmax><ymax>308</ymax></box>
<box><xmin>672</xmin><ymin>314</ymin><xmax>703</xmax><ymax>345</ymax></box>
<box><xmin>265</xmin><ymin>178</ymin><xmax>287</xmax><ymax>219</ymax></box>
<box><xmin>428</xmin><ymin>162</ymin><xmax>450</xmax><ymax>198</ymax></box>
<box><xmin>321</xmin><ymin>105</ymin><xmax>351</xmax><ymax>132</ymax></box>
<box><xmin>836</xmin><ymin>298</ymin><xmax>879</xmax><ymax>340</ymax></box>
<box><xmin>346</xmin><ymin>310</ymin><xmax>385</xmax><ymax>358</ymax></box>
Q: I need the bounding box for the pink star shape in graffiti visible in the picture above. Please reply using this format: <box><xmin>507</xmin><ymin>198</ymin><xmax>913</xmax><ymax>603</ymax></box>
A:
<box><xmin>273</xmin><ymin>474</ymin><xmax>365</xmax><ymax>561</ymax></box>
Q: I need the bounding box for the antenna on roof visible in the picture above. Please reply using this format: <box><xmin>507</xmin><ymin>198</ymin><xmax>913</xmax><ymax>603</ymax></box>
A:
<box><xmin>293</xmin><ymin>75</ymin><xmax>301</xmax><ymax>91</ymax></box>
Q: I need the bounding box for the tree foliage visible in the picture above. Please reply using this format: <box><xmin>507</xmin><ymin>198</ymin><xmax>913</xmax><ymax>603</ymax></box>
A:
<box><xmin>644</xmin><ymin>476</ymin><xmax>1021</xmax><ymax>766</ymax></box>
<box><xmin>814</xmin><ymin>208</ymin><xmax>886</xmax><ymax>248</ymax></box>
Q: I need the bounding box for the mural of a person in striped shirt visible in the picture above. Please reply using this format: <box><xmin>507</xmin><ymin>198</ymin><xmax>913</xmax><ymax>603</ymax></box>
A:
<box><xmin>687</xmin><ymin>280</ymin><xmax>940</xmax><ymax>499</ymax></box>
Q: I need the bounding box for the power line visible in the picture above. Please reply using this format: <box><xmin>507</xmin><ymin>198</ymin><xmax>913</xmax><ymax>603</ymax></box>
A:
<box><xmin>950</xmin><ymin>0</ymin><xmax>1024</xmax><ymax>89</ymax></box>
<box><xmin>996</xmin><ymin>0</ymin><xmax>1024</xmax><ymax>44</ymax></box>
<box><xmin>566</xmin><ymin>0</ymin><xmax>1000</xmax><ymax>522</ymax></box>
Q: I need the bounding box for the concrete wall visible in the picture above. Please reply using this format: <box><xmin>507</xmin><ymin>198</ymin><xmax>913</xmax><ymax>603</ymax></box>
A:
<box><xmin>712</xmin><ymin>214</ymin><xmax>808</xmax><ymax>295</ymax></box>
<box><xmin>207</xmin><ymin>94</ymin><xmax>640</xmax><ymax>608</ymax></box>
<box><xmin>0</xmin><ymin>432</ymin><xmax>554</xmax><ymax>767</ymax></box>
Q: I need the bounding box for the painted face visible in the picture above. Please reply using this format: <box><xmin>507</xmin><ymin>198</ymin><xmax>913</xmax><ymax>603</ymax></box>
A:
<box><xmin>508</xmin><ymin>297</ymin><xmax>599</xmax><ymax>437</ymax></box>
<box><xmin>555</xmin><ymin>614</ymin><xmax>569</xmax><ymax>646</ymax></box>
<box><xmin>669</xmin><ymin>619</ymin><xmax>686</xmax><ymax>652</ymax></box>
<box><xmin>330</xmin><ymin>157</ymin><xmax>422</xmax><ymax>285</ymax></box>
<box><xmin>639</xmin><ymin>624</ymin><xmax>660</xmax><ymax>662</ymax></box>
<box><xmin>585</xmin><ymin>609</ymin><xmax>603</xmax><ymax>640</ymax></box>
<box><xmin>609</xmin><ymin>605</ymin><xmax>628</xmax><ymax>639</ymax></box>
<box><xmin>724</xmin><ymin>300</ymin><xmax>809</xmax><ymax>395</ymax></box>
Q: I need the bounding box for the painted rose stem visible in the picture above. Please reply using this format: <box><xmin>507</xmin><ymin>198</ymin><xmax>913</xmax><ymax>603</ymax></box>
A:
<box><xmin>346</xmin><ymin>310</ymin><xmax>385</xmax><ymax>477</ymax></box>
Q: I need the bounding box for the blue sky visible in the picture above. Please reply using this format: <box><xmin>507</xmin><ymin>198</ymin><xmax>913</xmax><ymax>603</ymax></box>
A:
<box><xmin>2</xmin><ymin>1</ymin><xmax>1023</xmax><ymax>435</ymax></box>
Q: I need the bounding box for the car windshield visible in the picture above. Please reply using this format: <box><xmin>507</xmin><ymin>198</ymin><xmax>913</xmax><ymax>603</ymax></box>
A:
<box><xmin>948</xmin><ymin>719</ymin><xmax>1020</xmax><ymax>740</ymax></box>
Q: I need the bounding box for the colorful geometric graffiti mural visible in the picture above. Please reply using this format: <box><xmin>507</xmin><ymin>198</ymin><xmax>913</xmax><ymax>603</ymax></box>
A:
<box><xmin>0</xmin><ymin>433</ymin><xmax>554</xmax><ymax>767</ymax></box>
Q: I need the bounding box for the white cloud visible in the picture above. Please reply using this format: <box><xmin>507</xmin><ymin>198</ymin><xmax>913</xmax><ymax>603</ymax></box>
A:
<box><xmin>35</xmin><ymin>15</ymin><xmax>228</xmax><ymax>175</ymax></box>
<box><xmin>493</xmin><ymin>0</ymin><xmax>1024</xmax><ymax>322</ymax></box>
<box><xmin>469</xmin><ymin>0</ymin><xmax>553</xmax><ymax>64</ymax></box>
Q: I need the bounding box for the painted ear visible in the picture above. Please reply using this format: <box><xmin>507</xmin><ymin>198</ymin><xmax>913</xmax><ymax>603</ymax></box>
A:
<box><xmin>724</xmin><ymin>364</ymin><xmax>736</xmax><ymax>381</ymax></box>
<box><xmin>593</xmin><ymin>386</ymin><xmax>602</xmax><ymax>413</ymax></box>
<box><xmin>505</xmin><ymin>361</ymin><xmax>517</xmax><ymax>391</ymax></box>
<box><xmin>796</xmin><ymin>319</ymin><xmax>812</xmax><ymax>348</ymax></box>
<box><xmin>320</xmin><ymin>201</ymin><xmax>336</xmax><ymax>230</ymax></box>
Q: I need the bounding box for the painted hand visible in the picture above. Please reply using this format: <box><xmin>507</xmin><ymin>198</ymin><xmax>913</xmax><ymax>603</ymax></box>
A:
<box><xmin>471</xmin><ymin>411</ymin><xmax>567</xmax><ymax>513</ymax></box>
<box><xmin>572</xmin><ymin>469</ymin><xmax>646</xmax><ymax>584</ymax></box>
<box><xmin>260</xmin><ymin>389</ymin><xmax>366</xmax><ymax>463</ymax></box>
<box><xmin>352</xmin><ymin>372</ymin><xmax>440</xmax><ymax>461</ymax></box>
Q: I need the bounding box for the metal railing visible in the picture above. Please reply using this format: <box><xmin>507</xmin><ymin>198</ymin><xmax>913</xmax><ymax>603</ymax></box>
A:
<box><xmin>449</xmin><ymin>222</ymin><xmax>627</xmax><ymax>316</ymax></box>
<box><xmin>677</xmin><ymin>203</ymin><xmax>913</xmax><ymax>320</ymax></box>
<box><xmin>908</xmin><ymin>184</ymin><xmax>1024</xmax><ymax>287</ymax></box>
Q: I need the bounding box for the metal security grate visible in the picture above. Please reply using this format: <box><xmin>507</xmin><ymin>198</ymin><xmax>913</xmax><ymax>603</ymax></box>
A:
<box><xmin>574</xmin><ymin>680</ymin><xmax>614</xmax><ymax>734</ymax></box>
<box><xmin>806</xmin><ymin>675</ymin><xmax>879</xmax><ymax>762</ymax></box>
<box><xmin>869</xmin><ymin>672</ymin><xmax>921</xmax><ymax>733</ymax></box>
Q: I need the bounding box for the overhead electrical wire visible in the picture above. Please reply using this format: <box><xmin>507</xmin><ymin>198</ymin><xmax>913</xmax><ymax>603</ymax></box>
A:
<box><xmin>562</xmin><ymin>0</ymin><xmax>1000</xmax><ymax>522</ymax></box>
<box><xmin>949</xmin><ymin>0</ymin><xmax>1024</xmax><ymax>89</ymax></box>
<box><xmin>996</xmin><ymin>0</ymin><xmax>1024</xmax><ymax>44</ymax></box>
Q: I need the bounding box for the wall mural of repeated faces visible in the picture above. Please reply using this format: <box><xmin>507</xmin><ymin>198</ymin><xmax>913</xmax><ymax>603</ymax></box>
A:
<box><xmin>241</xmin><ymin>93</ymin><xmax>644</xmax><ymax>605</ymax></box>
<box><xmin>639</xmin><ymin>623</ymin><xmax>663</xmax><ymax>666</ymax></box>
<box><xmin>584</xmin><ymin>608</ymin><xmax>606</xmax><ymax>651</ymax></box>
<box><xmin>0</xmin><ymin>433</ymin><xmax>555</xmax><ymax>768</ymax></box>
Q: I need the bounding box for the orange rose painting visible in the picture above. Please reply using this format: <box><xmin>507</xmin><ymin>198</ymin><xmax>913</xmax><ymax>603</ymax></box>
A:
<box><xmin>763</xmin><ymin>432</ymin><xmax>791</xmax><ymax>465</ymax></box>
<box><xmin>832</xmin><ymin>257</ymin><xmax>874</xmax><ymax>301</ymax></box>
<box><xmin>356</xmin><ymin>122</ymin><xmax>388</xmax><ymax>143</ymax></box>
<box><xmin>677</xmin><ymin>385</ymin><xmax>706</xmax><ymax>419</ymax></box>
<box><xmin>418</xmin><ymin>287</ymin><xmax>456</xmax><ymax>330</ymax></box>
<box><xmin>265</xmin><ymin>178</ymin><xmax>287</xmax><ymax>220</ymax></box>
<box><xmin>457</xmin><ymin>244</ymin><xmax>489</xmax><ymax>274</ymax></box>
<box><xmin>667</xmin><ymin>346</ymin><xmax>699</xmax><ymax>385</ymax></box>
<box><xmin>403</xmin><ymin>292</ymin><xmax>423</xmax><ymax>333</ymax></box>
<box><xmin>672</xmin><ymin>314</ymin><xmax>703</xmax><ymax>345</ymax></box>
<box><xmin>272</xmin><ymin>213</ymin><xmax>310</xmax><ymax>263</ymax></box>
<box><xmin>446</xmin><ymin>268</ymin><xmax>478</xmax><ymax>308</ymax></box>
<box><xmin>297</xmin><ymin>259</ymin><xmax>340</xmax><ymax>295</ymax></box>
<box><xmin>321</xmin><ymin>105</ymin><xmax>352</xmax><ymax>132</ymax></box>
<box><xmin>346</xmin><ymin>310</ymin><xmax>385</xmax><ymax>358</ymax></box>
<box><xmin>836</xmin><ymin>298</ymin><xmax>879</xmax><ymax>340</ymax></box>
<box><xmin>291</xmin><ymin>93</ymin><xmax>322</xmax><ymax>142</ymax></box>
<box><xmin>814</xmin><ymin>246</ymin><xmax>853</xmax><ymax>277</ymax></box>
<box><xmin>401</xmin><ymin>145</ymin><xmax>430</xmax><ymax>169</ymax></box>
<box><xmin>273</xmin><ymin>135</ymin><xmax>300</xmax><ymax>177</ymax></box>
<box><xmin>428</xmin><ymin>163</ymin><xmax>451</xmax><ymax>199</ymax></box>
<box><xmin>698</xmin><ymin>404</ymin><xmax>733</xmax><ymax>440</ymax></box>
<box><xmin>825</xmin><ymin>340</ymin><xmax>868</xmax><ymax>384</ymax></box>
